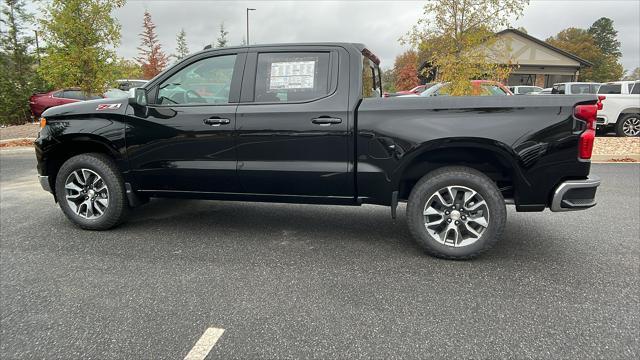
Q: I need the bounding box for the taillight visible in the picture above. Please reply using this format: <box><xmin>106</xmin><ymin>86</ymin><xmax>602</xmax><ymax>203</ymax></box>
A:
<box><xmin>597</xmin><ymin>95</ymin><xmax>605</xmax><ymax>110</ymax></box>
<box><xmin>574</xmin><ymin>104</ymin><xmax>597</xmax><ymax>160</ymax></box>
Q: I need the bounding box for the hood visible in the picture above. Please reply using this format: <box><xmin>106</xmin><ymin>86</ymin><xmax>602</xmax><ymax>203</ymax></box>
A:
<box><xmin>41</xmin><ymin>97</ymin><xmax>129</xmax><ymax>118</ymax></box>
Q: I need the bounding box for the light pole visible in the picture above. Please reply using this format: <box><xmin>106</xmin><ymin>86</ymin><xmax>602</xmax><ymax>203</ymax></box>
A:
<box><xmin>246</xmin><ymin>8</ymin><xmax>256</xmax><ymax>45</ymax></box>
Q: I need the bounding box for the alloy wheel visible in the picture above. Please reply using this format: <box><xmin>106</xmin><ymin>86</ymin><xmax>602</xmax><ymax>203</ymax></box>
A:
<box><xmin>64</xmin><ymin>169</ymin><xmax>109</xmax><ymax>219</ymax></box>
<box><xmin>423</xmin><ymin>185</ymin><xmax>490</xmax><ymax>247</ymax></box>
<box><xmin>622</xmin><ymin>116</ymin><xmax>640</xmax><ymax>136</ymax></box>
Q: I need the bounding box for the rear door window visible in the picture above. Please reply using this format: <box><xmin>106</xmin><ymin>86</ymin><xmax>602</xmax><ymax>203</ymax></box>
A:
<box><xmin>631</xmin><ymin>82</ymin><xmax>640</xmax><ymax>94</ymax></box>
<box><xmin>254</xmin><ymin>52</ymin><xmax>331</xmax><ymax>103</ymax></box>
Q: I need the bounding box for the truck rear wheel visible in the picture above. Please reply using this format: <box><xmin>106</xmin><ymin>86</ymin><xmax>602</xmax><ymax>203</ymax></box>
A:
<box><xmin>406</xmin><ymin>166</ymin><xmax>506</xmax><ymax>259</ymax></box>
<box><xmin>616</xmin><ymin>114</ymin><xmax>640</xmax><ymax>137</ymax></box>
<box><xmin>55</xmin><ymin>153</ymin><xmax>129</xmax><ymax>230</ymax></box>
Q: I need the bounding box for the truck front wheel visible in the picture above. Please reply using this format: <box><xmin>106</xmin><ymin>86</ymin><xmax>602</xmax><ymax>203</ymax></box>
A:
<box><xmin>406</xmin><ymin>166</ymin><xmax>506</xmax><ymax>259</ymax></box>
<box><xmin>54</xmin><ymin>153</ymin><xmax>129</xmax><ymax>230</ymax></box>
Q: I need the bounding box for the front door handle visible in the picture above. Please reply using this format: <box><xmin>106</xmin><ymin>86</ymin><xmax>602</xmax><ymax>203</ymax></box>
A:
<box><xmin>203</xmin><ymin>117</ymin><xmax>231</xmax><ymax>126</ymax></box>
<box><xmin>311</xmin><ymin>117</ymin><xmax>342</xmax><ymax>125</ymax></box>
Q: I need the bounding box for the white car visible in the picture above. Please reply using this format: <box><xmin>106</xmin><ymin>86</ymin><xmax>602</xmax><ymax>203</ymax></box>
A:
<box><xmin>531</xmin><ymin>88</ymin><xmax>552</xmax><ymax>95</ymax></box>
<box><xmin>508</xmin><ymin>85</ymin><xmax>543</xmax><ymax>95</ymax></box>
<box><xmin>597</xmin><ymin>80</ymin><xmax>640</xmax><ymax>137</ymax></box>
<box><xmin>551</xmin><ymin>82</ymin><xmax>601</xmax><ymax>95</ymax></box>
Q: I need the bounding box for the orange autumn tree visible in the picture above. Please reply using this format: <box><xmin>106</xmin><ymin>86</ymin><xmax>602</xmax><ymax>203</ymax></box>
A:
<box><xmin>393</xmin><ymin>50</ymin><xmax>420</xmax><ymax>91</ymax></box>
<box><xmin>136</xmin><ymin>10</ymin><xmax>168</xmax><ymax>79</ymax></box>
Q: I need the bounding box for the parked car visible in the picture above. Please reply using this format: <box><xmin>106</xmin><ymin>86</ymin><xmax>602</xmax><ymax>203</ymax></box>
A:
<box><xmin>384</xmin><ymin>84</ymin><xmax>435</xmax><ymax>97</ymax></box>
<box><xmin>103</xmin><ymin>88</ymin><xmax>130</xmax><ymax>99</ymax></box>
<box><xmin>29</xmin><ymin>89</ymin><xmax>102</xmax><ymax>119</ymax></box>
<box><xmin>596</xmin><ymin>80</ymin><xmax>640</xmax><ymax>136</ymax></box>
<box><xmin>35</xmin><ymin>42</ymin><xmax>601</xmax><ymax>260</ymax></box>
<box><xmin>116</xmin><ymin>79</ymin><xmax>148</xmax><ymax>91</ymax></box>
<box><xmin>551</xmin><ymin>82</ymin><xmax>601</xmax><ymax>95</ymax></box>
<box><xmin>531</xmin><ymin>88</ymin><xmax>553</xmax><ymax>95</ymax></box>
<box><xmin>509</xmin><ymin>85</ymin><xmax>543</xmax><ymax>95</ymax></box>
<box><xmin>401</xmin><ymin>80</ymin><xmax>512</xmax><ymax>97</ymax></box>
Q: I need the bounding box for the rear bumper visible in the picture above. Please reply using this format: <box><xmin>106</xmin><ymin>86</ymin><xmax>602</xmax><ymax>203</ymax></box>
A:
<box><xmin>550</xmin><ymin>176</ymin><xmax>601</xmax><ymax>212</ymax></box>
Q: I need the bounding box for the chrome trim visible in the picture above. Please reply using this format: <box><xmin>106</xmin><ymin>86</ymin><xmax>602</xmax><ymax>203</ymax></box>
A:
<box><xmin>38</xmin><ymin>175</ymin><xmax>52</xmax><ymax>193</ymax></box>
<box><xmin>551</xmin><ymin>176</ymin><xmax>601</xmax><ymax>212</ymax></box>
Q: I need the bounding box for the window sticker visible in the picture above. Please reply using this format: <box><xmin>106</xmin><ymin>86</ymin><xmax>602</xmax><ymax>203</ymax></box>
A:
<box><xmin>269</xmin><ymin>60</ymin><xmax>316</xmax><ymax>90</ymax></box>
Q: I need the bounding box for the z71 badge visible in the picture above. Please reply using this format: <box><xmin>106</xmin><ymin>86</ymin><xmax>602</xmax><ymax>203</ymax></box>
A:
<box><xmin>96</xmin><ymin>103</ymin><xmax>122</xmax><ymax>111</ymax></box>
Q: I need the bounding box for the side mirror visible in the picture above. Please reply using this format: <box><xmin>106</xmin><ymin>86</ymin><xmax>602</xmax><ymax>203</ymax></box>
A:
<box><xmin>129</xmin><ymin>88</ymin><xmax>148</xmax><ymax>106</ymax></box>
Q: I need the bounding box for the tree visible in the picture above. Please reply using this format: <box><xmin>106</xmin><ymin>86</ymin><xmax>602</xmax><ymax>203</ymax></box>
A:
<box><xmin>216</xmin><ymin>23</ymin><xmax>229</xmax><ymax>48</ymax></box>
<box><xmin>393</xmin><ymin>50</ymin><xmax>420</xmax><ymax>91</ymax></box>
<box><xmin>38</xmin><ymin>0</ymin><xmax>125</xmax><ymax>96</ymax></box>
<box><xmin>175</xmin><ymin>28</ymin><xmax>189</xmax><ymax>60</ymax></box>
<box><xmin>136</xmin><ymin>10</ymin><xmax>169</xmax><ymax>79</ymax></box>
<box><xmin>546</xmin><ymin>28</ymin><xmax>623</xmax><ymax>82</ymax></box>
<box><xmin>588</xmin><ymin>17</ymin><xmax>621</xmax><ymax>58</ymax></box>
<box><xmin>1</xmin><ymin>0</ymin><xmax>43</xmax><ymax>124</ymax></box>
<box><xmin>112</xmin><ymin>58</ymin><xmax>142</xmax><ymax>81</ymax></box>
<box><xmin>406</xmin><ymin>0</ymin><xmax>529</xmax><ymax>95</ymax></box>
<box><xmin>381</xmin><ymin>68</ymin><xmax>396</xmax><ymax>93</ymax></box>
<box><xmin>623</xmin><ymin>67</ymin><xmax>640</xmax><ymax>81</ymax></box>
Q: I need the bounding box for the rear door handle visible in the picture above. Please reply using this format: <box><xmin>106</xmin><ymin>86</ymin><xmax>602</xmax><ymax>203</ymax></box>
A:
<box><xmin>311</xmin><ymin>117</ymin><xmax>342</xmax><ymax>125</ymax></box>
<box><xmin>203</xmin><ymin>117</ymin><xmax>231</xmax><ymax>126</ymax></box>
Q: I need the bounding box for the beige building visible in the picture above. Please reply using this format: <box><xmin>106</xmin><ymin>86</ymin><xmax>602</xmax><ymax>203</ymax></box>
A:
<box><xmin>496</xmin><ymin>29</ymin><xmax>592</xmax><ymax>88</ymax></box>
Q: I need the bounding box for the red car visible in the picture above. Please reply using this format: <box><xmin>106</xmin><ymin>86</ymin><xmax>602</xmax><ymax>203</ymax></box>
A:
<box><xmin>29</xmin><ymin>89</ymin><xmax>102</xmax><ymax>119</ymax></box>
<box><xmin>384</xmin><ymin>84</ymin><xmax>435</xmax><ymax>98</ymax></box>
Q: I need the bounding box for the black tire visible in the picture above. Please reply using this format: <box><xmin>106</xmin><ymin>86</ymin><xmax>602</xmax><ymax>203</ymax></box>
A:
<box><xmin>616</xmin><ymin>114</ymin><xmax>640</xmax><ymax>137</ymax></box>
<box><xmin>406</xmin><ymin>166</ymin><xmax>506</xmax><ymax>260</ymax></box>
<box><xmin>55</xmin><ymin>153</ymin><xmax>129</xmax><ymax>230</ymax></box>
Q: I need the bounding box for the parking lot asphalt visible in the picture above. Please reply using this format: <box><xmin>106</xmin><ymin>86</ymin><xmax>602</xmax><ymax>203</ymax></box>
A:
<box><xmin>1</xmin><ymin>148</ymin><xmax>638</xmax><ymax>359</ymax></box>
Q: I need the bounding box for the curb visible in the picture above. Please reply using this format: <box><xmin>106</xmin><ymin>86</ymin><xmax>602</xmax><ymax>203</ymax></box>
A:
<box><xmin>0</xmin><ymin>137</ymin><xmax>36</xmax><ymax>144</ymax></box>
<box><xmin>591</xmin><ymin>154</ymin><xmax>640</xmax><ymax>163</ymax></box>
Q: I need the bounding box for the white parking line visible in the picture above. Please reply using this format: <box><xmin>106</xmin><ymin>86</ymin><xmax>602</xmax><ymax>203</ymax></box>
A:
<box><xmin>184</xmin><ymin>327</ymin><xmax>225</xmax><ymax>360</ymax></box>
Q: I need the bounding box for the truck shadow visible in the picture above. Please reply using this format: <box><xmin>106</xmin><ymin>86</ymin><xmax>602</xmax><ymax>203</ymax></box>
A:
<box><xmin>118</xmin><ymin>198</ymin><xmax>569</xmax><ymax>261</ymax></box>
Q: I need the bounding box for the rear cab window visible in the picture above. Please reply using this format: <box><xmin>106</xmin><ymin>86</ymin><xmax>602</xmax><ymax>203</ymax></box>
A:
<box><xmin>598</xmin><ymin>83</ymin><xmax>622</xmax><ymax>94</ymax></box>
<box><xmin>361</xmin><ymin>49</ymin><xmax>382</xmax><ymax>98</ymax></box>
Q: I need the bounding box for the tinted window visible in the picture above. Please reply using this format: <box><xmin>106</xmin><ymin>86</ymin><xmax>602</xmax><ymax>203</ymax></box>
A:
<box><xmin>157</xmin><ymin>54</ymin><xmax>237</xmax><ymax>105</ymax></box>
<box><xmin>552</xmin><ymin>84</ymin><xmax>566</xmax><ymax>94</ymax></box>
<box><xmin>571</xmin><ymin>84</ymin><xmax>592</xmax><ymax>94</ymax></box>
<box><xmin>362</xmin><ymin>55</ymin><xmax>381</xmax><ymax>98</ymax></box>
<box><xmin>62</xmin><ymin>90</ymin><xmax>85</xmax><ymax>100</ymax></box>
<box><xmin>254</xmin><ymin>52</ymin><xmax>330</xmax><ymax>103</ymax></box>
<box><xmin>598</xmin><ymin>84</ymin><xmax>622</xmax><ymax>94</ymax></box>
<box><xmin>631</xmin><ymin>83</ymin><xmax>640</xmax><ymax>94</ymax></box>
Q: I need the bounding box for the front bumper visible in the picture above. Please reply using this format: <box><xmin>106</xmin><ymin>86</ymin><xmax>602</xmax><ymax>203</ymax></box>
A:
<box><xmin>550</xmin><ymin>176</ymin><xmax>601</xmax><ymax>212</ymax></box>
<box><xmin>38</xmin><ymin>175</ymin><xmax>52</xmax><ymax>193</ymax></box>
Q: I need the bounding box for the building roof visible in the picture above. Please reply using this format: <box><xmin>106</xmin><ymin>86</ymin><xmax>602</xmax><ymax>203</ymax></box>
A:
<box><xmin>497</xmin><ymin>28</ymin><xmax>593</xmax><ymax>67</ymax></box>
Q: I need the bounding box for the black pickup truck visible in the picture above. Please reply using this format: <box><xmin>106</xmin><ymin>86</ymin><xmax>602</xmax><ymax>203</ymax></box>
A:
<box><xmin>35</xmin><ymin>43</ymin><xmax>601</xmax><ymax>259</ymax></box>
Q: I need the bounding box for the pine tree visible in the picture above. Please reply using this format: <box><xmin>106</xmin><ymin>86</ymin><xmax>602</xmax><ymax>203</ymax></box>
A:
<box><xmin>136</xmin><ymin>10</ymin><xmax>169</xmax><ymax>79</ymax></box>
<box><xmin>175</xmin><ymin>28</ymin><xmax>189</xmax><ymax>60</ymax></box>
<box><xmin>588</xmin><ymin>17</ymin><xmax>621</xmax><ymax>58</ymax></box>
<box><xmin>1</xmin><ymin>0</ymin><xmax>47</xmax><ymax>124</ymax></box>
<box><xmin>216</xmin><ymin>23</ymin><xmax>229</xmax><ymax>48</ymax></box>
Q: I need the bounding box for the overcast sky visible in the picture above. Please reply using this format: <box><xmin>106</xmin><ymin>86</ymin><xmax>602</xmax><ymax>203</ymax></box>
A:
<box><xmin>52</xmin><ymin>0</ymin><xmax>640</xmax><ymax>71</ymax></box>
